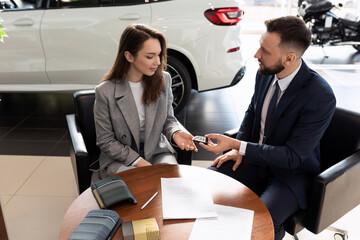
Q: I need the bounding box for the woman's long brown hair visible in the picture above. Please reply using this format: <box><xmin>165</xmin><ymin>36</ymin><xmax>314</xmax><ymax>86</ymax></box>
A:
<box><xmin>102</xmin><ymin>24</ymin><xmax>167</xmax><ymax>104</ymax></box>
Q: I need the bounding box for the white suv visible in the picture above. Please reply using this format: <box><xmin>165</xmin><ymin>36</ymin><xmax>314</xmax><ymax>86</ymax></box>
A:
<box><xmin>0</xmin><ymin>0</ymin><xmax>246</xmax><ymax>112</ymax></box>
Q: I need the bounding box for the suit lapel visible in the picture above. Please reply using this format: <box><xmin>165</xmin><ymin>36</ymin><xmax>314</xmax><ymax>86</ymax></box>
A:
<box><xmin>115</xmin><ymin>80</ymin><xmax>141</xmax><ymax>149</ymax></box>
<box><xmin>256</xmin><ymin>75</ymin><xmax>273</xmax><ymax>119</ymax></box>
<box><xmin>266</xmin><ymin>61</ymin><xmax>310</xmax><ymax>137</ymax></box>
<box><xmin>254</xmin><ymin>74</ymin><xmax>273</xmax><ymax>137</ymax></box>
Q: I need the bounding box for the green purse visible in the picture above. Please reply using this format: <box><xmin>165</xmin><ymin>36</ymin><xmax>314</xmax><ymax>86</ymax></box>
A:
<box><xmin>91</xmin><ymin>175</ymin><xmax>137</xmax><ymax>209</ymax></box>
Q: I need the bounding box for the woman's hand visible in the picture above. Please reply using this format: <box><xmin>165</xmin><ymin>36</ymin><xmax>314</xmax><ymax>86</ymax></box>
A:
<box><xmin>135</xmin><ymin>157</ymin><xmax>152</xmax><ymax>167</ymax></box>
<box><xmin>173</xmin><ymin>131</ymin><xmax>198</xmax><ymax>152</ymax></box>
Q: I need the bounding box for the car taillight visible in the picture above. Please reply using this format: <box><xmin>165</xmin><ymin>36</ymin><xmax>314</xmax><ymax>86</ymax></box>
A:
<box><xmin>227</xmin><ymin>47</ymin><xmax>240</xmax><ymax>53</ymax></box>
<box><xmin>204</xmin><ymin>8</ymin><xmax>244</xmax><ymax>26</ymax></box>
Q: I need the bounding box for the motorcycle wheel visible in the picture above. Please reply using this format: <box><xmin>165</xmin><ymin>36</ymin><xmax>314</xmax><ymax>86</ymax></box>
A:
<box><xmin>353</xmin><ymin>45</ymin><xmax>360</xmax><ymax>52</ymax></box>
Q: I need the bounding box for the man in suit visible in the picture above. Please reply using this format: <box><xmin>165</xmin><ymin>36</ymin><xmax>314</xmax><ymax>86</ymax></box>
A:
<box><xmin>200</xmin><ymin>16</ymin><xmax>336</xmax><ymax>239</ymax></box>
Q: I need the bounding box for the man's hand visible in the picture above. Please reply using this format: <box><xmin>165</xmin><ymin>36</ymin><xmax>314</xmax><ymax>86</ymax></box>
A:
<box><xmin>199</xmin><ymin>133</ymin><xmax>240</xmax><ymax>155</ymax></box>
<box><xmin>173</xmin><ymin>131</ymin><xmax>198</xmax><ymax>152</ymax></box>
<box><xmin>211</xmin><ymin>149</ymin><xmax>243</xmax><ymax>171</ymax></box>
<box><xmin>136</xmin><ymin>157</ymin><xmax>152</xmax><ymax>167</ymax></box>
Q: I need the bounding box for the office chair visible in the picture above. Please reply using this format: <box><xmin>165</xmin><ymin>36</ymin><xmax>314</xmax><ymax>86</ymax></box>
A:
<box><xmin>224</xmin><ymin>107</ymin><xmax>360</xmax><ymax>240</ymax></box>
<box><xmin>66</xmin><ymin>90</ymin><xmax>192</xmax><ymax>194</ymax></box>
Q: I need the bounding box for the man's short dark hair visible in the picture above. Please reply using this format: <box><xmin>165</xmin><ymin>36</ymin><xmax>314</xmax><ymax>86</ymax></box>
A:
<box><xmin>265</xmin><ymin>16</ymin><xmax>312</xmax><ymax>56</ymax></box>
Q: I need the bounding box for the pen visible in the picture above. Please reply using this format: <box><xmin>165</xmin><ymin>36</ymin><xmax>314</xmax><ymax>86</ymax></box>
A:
<box><xmin>141</xmin><ymin>191</ymin><xmax>159</xmax><ymax>210</ymax></box>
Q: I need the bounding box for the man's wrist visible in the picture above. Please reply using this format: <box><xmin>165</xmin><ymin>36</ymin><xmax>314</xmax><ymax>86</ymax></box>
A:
<box><xmin>230</xmin><ymin>139</ymin><xmax>241</xmax><ymax>151</ymax></box>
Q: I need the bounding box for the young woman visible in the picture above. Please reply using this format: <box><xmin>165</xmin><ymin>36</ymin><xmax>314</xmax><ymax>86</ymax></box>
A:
<box><xmin>93</xmin><ymin>24</ymin><xmax>197</xmax><ymax>182</ymax></box>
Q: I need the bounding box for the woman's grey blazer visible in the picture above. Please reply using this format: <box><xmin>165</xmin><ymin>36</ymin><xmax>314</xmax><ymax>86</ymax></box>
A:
<box><xmin>94</xmin><ymin>72</ymin><xmax>182</xmax><ymax>179</ymax></box>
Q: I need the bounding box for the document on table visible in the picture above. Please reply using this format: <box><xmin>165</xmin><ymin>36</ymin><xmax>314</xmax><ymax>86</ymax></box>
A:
<box><xmin>189</xmin><ymin>204</ymin><xmax>254</xmax><ymax>240</ymax></box>
<box><xmin>161</xmin><ymin>178</ymin><xmax>217</xmax><ymax>219</ymax></box>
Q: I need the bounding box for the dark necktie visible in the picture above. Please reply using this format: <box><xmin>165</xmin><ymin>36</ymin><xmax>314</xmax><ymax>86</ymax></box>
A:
<box><xmin>264</xmin><ymin>81</ymin><xmax>280</xmax><ymax>138</ymax></box>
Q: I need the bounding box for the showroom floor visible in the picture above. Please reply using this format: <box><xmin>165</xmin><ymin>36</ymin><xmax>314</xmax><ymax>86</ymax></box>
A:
<box><xmin>0</xmin><ymin>33</ymin><xmax>360</xmax><ymax>239</ymax></box>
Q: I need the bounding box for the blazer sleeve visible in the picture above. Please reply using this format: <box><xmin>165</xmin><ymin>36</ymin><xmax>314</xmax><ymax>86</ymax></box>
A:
<box><xmin>94</xmin><ymin>84</ymin><xmax>140</xmax><ymax>166</ymax></box>
<box><xmin>161</xmin><ymin>72</ymin><xmax>183</xmax><ymax>142</ymax></box>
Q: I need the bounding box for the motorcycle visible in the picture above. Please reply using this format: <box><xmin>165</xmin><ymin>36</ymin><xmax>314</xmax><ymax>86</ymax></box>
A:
<box><xmin>298</xmin><ymin>0</ymin><xmax>360</xmax><ymax>52</ymax></box>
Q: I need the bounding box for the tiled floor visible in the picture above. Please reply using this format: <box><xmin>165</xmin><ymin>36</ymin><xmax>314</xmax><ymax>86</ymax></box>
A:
<box><xmin>0</xmin><ymin>155</ymin><xmax>78</xmax><ymax>239</ymax></box>
<box><xmin>0</xmin><ymin>32</ymin><xmax>360</xmax><ymax>239</ymax></box>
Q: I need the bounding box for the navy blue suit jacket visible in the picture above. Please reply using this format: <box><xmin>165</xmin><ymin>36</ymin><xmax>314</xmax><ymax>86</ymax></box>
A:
<box><xmin>237</xmin><ymin>60</ymin><xmax>336</xmax><ymax>208</ymax></box>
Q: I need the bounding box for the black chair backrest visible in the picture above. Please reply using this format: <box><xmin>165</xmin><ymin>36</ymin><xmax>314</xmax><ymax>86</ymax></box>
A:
<box><xmin>319</xmin><ymin>107</ymin><xmax>360</xmax><ymax>171</ymax></box>
<box><xmin>74</xmin><ymin>90</ymin><xmax>100</xmax><ymax>167</ymax></box>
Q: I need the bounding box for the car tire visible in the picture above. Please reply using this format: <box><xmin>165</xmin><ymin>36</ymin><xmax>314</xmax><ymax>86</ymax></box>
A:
<box><xmin>167</xmin><ymin>56</ymin><xmax>192</xmax><ymax>114</ymax></box>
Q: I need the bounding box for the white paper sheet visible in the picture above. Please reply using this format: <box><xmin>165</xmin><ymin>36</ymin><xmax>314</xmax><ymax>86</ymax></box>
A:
<box><xmin>189</xmin><ymin>204</ymin><xmax>254</xmax><ymax>240</ymax></box>
<box><xmin>161</xmin><ymin>178</ymin><xmax>217</xmax><ymax>219</ymax></box>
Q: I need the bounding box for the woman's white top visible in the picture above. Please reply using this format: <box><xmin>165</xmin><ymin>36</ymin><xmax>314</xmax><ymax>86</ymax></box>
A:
<box><xmin>128</xmin><ymin>81</ymin><xmax>145</xmax><ymax>142</ymax></box>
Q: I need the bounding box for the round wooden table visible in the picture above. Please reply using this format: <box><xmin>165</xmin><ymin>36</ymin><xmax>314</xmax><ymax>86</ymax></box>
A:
<box><xmin>60</xmin><ymin>165</ymin><xmax>274</xmax><ymax>240</ymax></box>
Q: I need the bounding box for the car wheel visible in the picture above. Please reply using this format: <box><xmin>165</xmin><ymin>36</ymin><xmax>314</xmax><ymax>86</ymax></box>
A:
<box><xmin>167</xmin><ymin>56</ymin><xmax>192</xmax><ymax>114</ymax></box>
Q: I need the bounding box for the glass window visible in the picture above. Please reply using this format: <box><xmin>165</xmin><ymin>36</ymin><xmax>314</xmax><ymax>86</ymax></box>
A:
<box><xmin>49</xmin><ymin>0</ymin><xmax>102</xmax><ymax>8</ymax></box>
<box><xmin>48</xmin><ymin>0</ymin><xmax>148</xmax><ymax>8</ymax></box>
<box><xmin>1</xmin><ymin>0</ymin><xmax>38</xmax><ymax>10</ymax></box>
<box><xmin>113</xmin><ymin>0</ymin><xmax>145</xmax><ymax>4</ymax></box>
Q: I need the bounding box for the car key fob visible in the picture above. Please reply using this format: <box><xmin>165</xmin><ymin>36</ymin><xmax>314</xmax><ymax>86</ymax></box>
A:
<box><xmin>192</xmin><ymin>136</ymin><xmax>208</xmax><ymax>145</ymax></box>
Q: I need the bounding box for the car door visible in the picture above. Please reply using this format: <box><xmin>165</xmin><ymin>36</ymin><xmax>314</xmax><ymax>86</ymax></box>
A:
<box><xmin>0</xmin><ymin>5</ymin><xmax>49</xmax><ymax>86</ymax></box>
<box><xmin>40</xmin><ymin>0</ymin><xmax>151</xmax><ymax>85</ymax></box>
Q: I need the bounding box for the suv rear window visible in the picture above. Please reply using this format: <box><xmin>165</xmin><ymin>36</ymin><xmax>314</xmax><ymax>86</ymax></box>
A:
<box><xmin>48</xmin><ymin>0</ymin><xmax>146</xmax><ymax>8</ymax></box>
<box><xmin>1</xmin><ymin>0</ymin><xmax>37</xmax><ymax>10</ymax></box>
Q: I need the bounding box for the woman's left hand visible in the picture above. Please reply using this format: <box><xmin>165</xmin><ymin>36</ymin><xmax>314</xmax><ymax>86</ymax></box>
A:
<box><xmin>173</xmin><ymin>131</ymin><xmax>198</xmax><ymax>152</ymax></box>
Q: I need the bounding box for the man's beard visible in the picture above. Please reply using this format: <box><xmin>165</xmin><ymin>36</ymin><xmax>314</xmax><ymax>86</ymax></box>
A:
<box><xmin>259</xmin><ymin>58</ymin><xmax>285</xmax><ymax>76</ymax></box>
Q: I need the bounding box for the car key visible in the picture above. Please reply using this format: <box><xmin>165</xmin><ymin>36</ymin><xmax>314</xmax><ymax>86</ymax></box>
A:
<box><xmin>192</xmin><ymin>136</ymin><xmax>208</xmax><ymax>145</ymax></box>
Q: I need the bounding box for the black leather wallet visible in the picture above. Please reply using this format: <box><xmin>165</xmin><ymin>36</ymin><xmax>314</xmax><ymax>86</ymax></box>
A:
<box><xmin>69</xmin><ymin>209</ymin><xmax>122</xmax><ymax>240</ymax></box>
<box><xmin>91</xmin><ymin>175</ymin><xmax>138</xmax><ymax>209</ymax></box>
